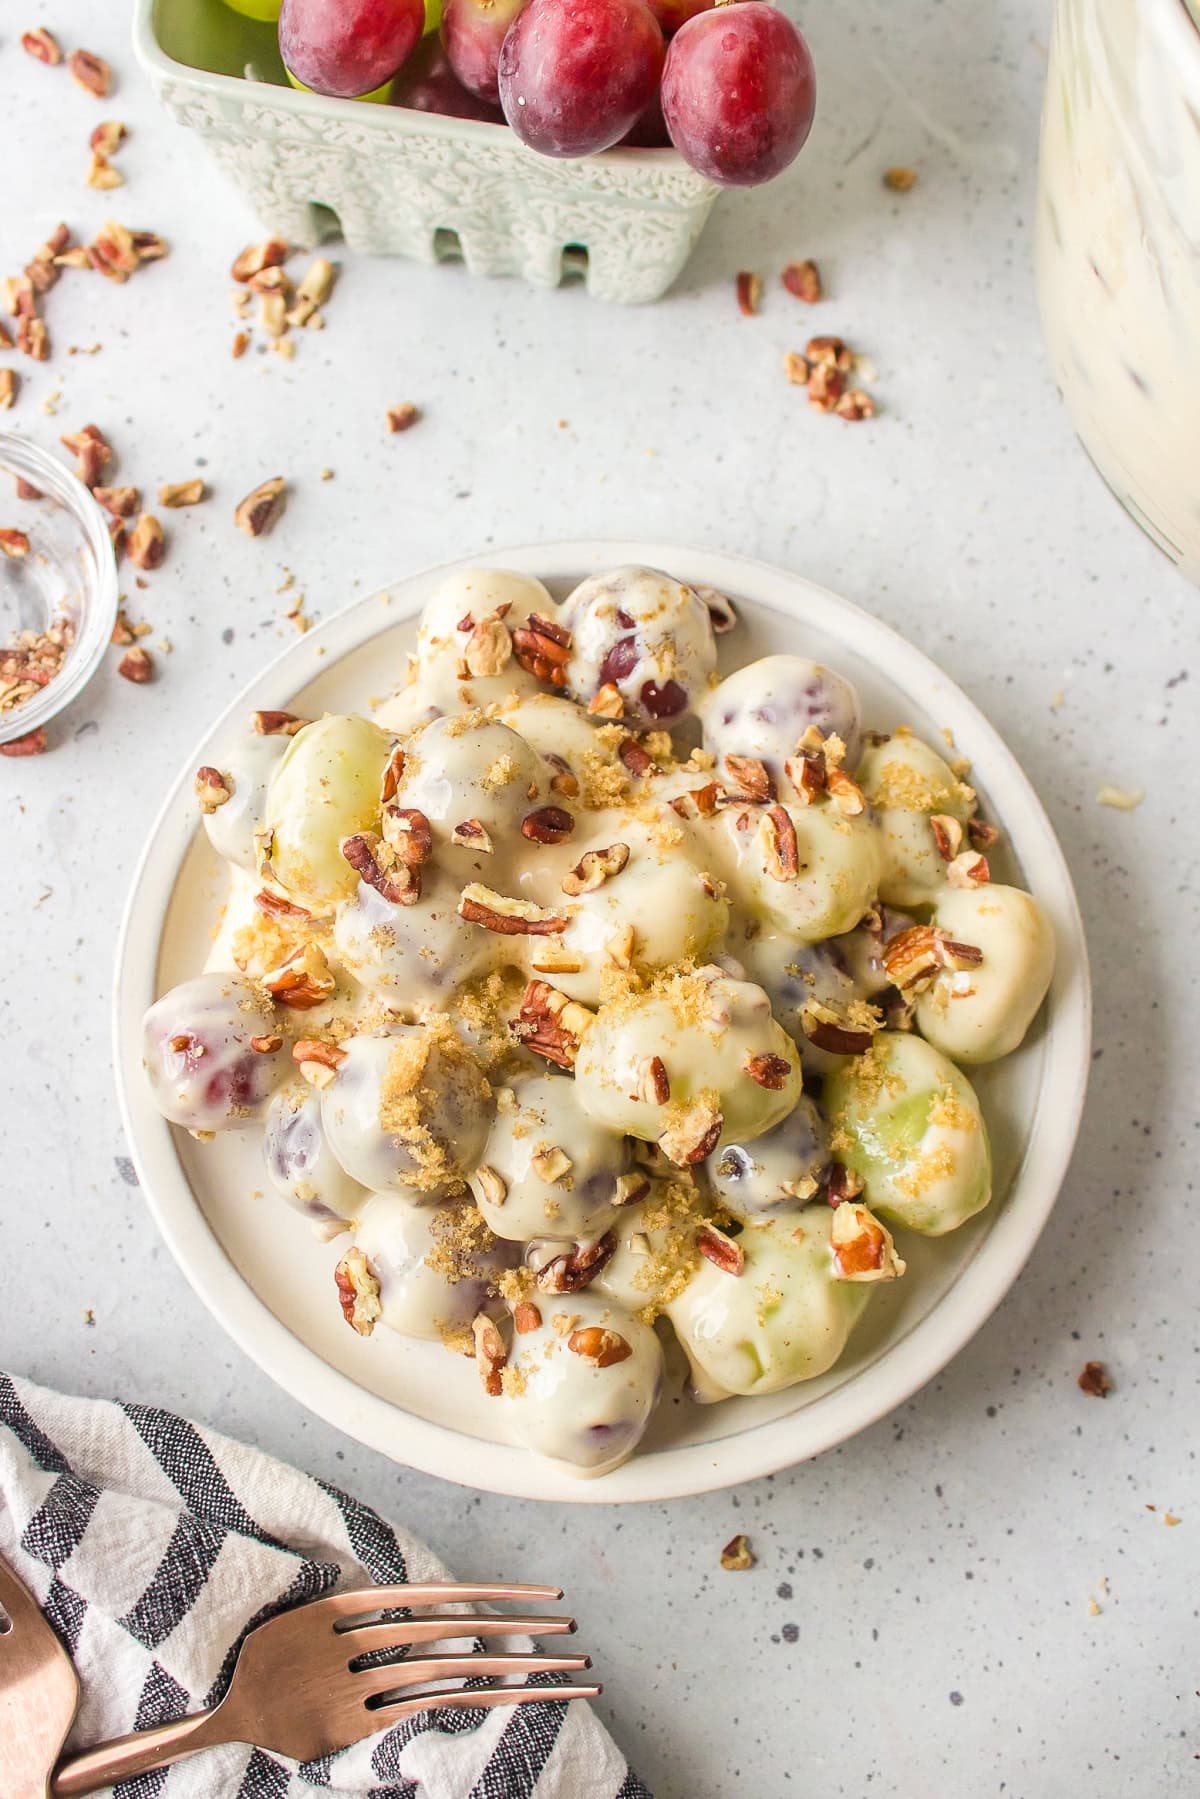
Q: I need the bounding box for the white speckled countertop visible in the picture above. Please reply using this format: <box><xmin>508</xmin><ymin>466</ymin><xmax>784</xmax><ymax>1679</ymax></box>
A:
<box><xmin>2</xmin><ymin>2</ymin><xmax>1197</xmax><ymax>1793</ymax></box>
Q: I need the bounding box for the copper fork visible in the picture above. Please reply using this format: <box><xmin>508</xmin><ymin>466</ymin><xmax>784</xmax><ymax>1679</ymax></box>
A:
<box><xmin>0</xmin><ymin>1552</ymin><xmax>80</xmax><ymax>1799</ymax></box>
<box><xmin>52</xmin><ymin>1582</ymin><xmax>598</xmax><ymax>1796</ymax></box>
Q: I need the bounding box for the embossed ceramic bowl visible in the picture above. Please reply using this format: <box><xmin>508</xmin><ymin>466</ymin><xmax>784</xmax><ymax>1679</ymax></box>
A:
<box><xmin>113</xmin><ymin>542</ymin><xmax>1092</xmax><ymax>1503</ymax></box>
<box><xmin>133</xmin><ymin>0</ymin><xmax>718</xmax><ymax>303</ymax></box>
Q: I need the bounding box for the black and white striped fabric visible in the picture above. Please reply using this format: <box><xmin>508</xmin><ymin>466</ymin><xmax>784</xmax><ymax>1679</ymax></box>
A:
<box><xmin>0</xmin><ymin>1373</ymin><xmax>652</xmax><ymax>1799</ymax></box>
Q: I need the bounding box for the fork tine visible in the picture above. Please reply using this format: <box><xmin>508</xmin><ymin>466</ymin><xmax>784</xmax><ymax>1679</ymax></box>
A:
<box><xmin>321</xmin><ymin>1583</ymin><xmax>562</xmax><ymax>1626</ymax></box>
<box><xmin>368</xmin><ymin>1683</ymin><xmax>602</xmax><ymax>1723</ymax></box>
<box><xmin>357</xmin><ymin>1652</ymin><xmax>590</xmax><ymax>1694</ymax></box>
<box><xmin>340</xmin><ymin>1614</ymin><xmax>576</xmax><ymax>1656</ymax></box>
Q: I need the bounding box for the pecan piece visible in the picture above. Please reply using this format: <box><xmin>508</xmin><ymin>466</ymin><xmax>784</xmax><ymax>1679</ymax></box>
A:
<box><xmin>827</xmin><ymin>767</ymin><xmax>865</xmax><ymax>815</ymax></box>
<box><xmin>334</xmin><ymin>1248</ymin><xmax>381</xmax><ymax>1337</ymax></box>
<box><xmin>117</xmin><ymin>646</ymin><xmax>153</xmax><ymax>683</ymax></box>
<box><xmin>475</xmin><ymin>1165</ymin><xmax>507</xmax><ymax>1207</ymax></box>
<box><xmin>252</xmin><ymin>709</ymin><xmax>307</xmax><ymax>736</ymax></box>
<box><xmin>536</xmin><ymin>1232</ymin><xmax>616</xmax><ymax>1295</ymax></box>
<box><xmin>1078</xmin><ymin>1360</ymin><xmax>1112</xmax><ymax>1398</ymax></box>
<box><xmin>292</xmin><ymin>1037</ymin><xmax>346</xmax><ymax>1082</ymax></box>
<box><xmin>724</xmin><ymin>754</ymin><xmax>774</xmax><ymax>803</ymax></box>
<box><xmin>613</xmin><ymin>1172</ymin><xmax>651</xmax><ymax>1208</ymax></box>
<box><xmin>92</xmin><ymin>485</ymin><xmax>139</xmax><ymax>518</ymax></box>
<box><xmin>342</xmin><ymin>832</ymin><xmax>418</xmax><ymax>906</ymax></box>
<box><xmin>883</xmin><ymin>925</ymin><xmax>983</xmax><ymax>993</ymax></box>
<box><xmin>262</xmin><ymin>942</ymin><xmax>336</xmax><ymax>1010</ymax></box>
<box><xmin>254</xmin><ymin>888</ymin><xmax>312</xmax><ymax>921</ymax></box>
<box><xmin>90</xmin><ymin>120</ymin><xmax>127</xmax><ymax>156</ymax></box>
<box><xmin>946</xmin><ymin>850</ymin><xmax>990</xmax><ymax>890</ymax></box>
<box><xmin>531</xmin><ymin>1144</ymin><xmax>572</xmax><ymax>1183</ymax></box>
<box><xmin>250</xmin><ymin>1033</ymin><xmax>283</xmax><ymax>1054</ymax></box>
<box><xmin>386</xmin><ymin>402</ymin><xmax>420</xmax><ymax>433</ymax></box>
<box><xmin>17</xmin><ymin>316</ymin><xmax>49</xmax><ymax>362</ymax></box>
<box><xmin>61</xmin><ymin>423</ymin><xmax>112</xmax><ymax>487</ymax></box>
<box><xmin>234</xmin><ymin>476</ymin><xmax>287</xmax><ymax>538</ymax></box>
<box><xmin>0</xmin><ymin>528</ymin><xmax>30</xmax><ymax>560</ymax></box>
<box><xmin>720</xmin><ymin>1534</ymin><xmax>755</xmax><ymax>1571</ymax></box>
<box><xmin>968</xmin><ymin>816</ymin><xmax>1000</xmax><ymax>851</ymax></box>
<box><xmin>587</xmin><ymin>683</ymin><xmax>624</xmax><ymax>718</ymax></box>
<box><xmin>128</xmin><ymin>513</ymin><xmax>165</xmax><ymax>571</ymax></box>
<box><xmin>836</xmin><ymin>388</ymin><xmax>876</xmax><ymax>422</ymax></box>
<box><xmin>561</xmin><ymin>841</ymin><xmax>629</xmax><ymax>896</ymax></box>
<box><xmin>800</xmin><ymin>1002</ymin><xmax>874</xmax><ymax>1056</ymax></box>
<box><xmin>67</xmin><ymin>49</ymin><xmax>112</xmax><ymax>96</ymax></box>
<box><xmin>381</xmin><ymin>804</ymin><xmax>433</xmax><ymax>867</ymax></box>
<box><xmin>459</xmin><ymin>884</ymin><xmax>567</xmax><ymax>935</ymax></box>
<box><xmin>785</xmin><ymin>744</ymin><xmax>827</xmax><ymax>803</ymax></box>
<box><xmin>744</xmin><ymin>1052</ymin><xmax>793</xmax><ymax>1090</ymax></box>
<box><xmin>473</xmin><ymin>1313</ymin><xmax>507</xmax><ymax>1396</ymax></box>
<box><xmin>513</xmin><ymin>1300</ymin><xmax>543</xmax><ymax>1334</ymax></box>
<box><xmin>0</xmin><ymin>726</ymin><xmax>47</xmax><ymax>757</ymax></box>
<box><xmin>763</xmin><ymin>804</ymin><xmax>800</xmax><ymax>881</ymax></box>
<box><xmin>21</xmin><ymin>26</ymin><xmax>61</xmax><ymax>62</ymax></box>
<box><xmin>782</xmin><ymin>259</ymin><xmax>823</xmax><ymax>303</ymax></box>
<box><xmin>697</xmin><ymin>1221</ymin><xmax>745</xmax><ymax>1276</ymax></box>
<box><xmin>930</xmin><ymin>813</ymin><xmax>964</xmax><ymax>861</ymax></box>
<box><xmin>659</xmin><ymin>1096</ymin><xmax>723</xmax><ymax>1168</ymax></box>
<box><xmin>830</xmin><ymin>1201</ymin><xmax>905</xmax><ymax>1282</ymax></box>
<box><xmin>883</xmin><ymin>166</ymin><xmax>918</xmax><ymax>191</ymax></box>
<box><xmin>808</xmin><ymin>362</ymin><xmax>847</xmax><ymax>413</ymax></box>
<box><xmin>826</xmin><ymin>1161</ymin><xmax>865</xmax><ymax>1205</ymax></box>
<box><xmin>521</xmin><ymin>804</ymin><xmax>575</xmax><ymax>845</ymax></box>
<box><xmin>87</xmin><ymin>153</ymin><xmax>123</xmax><ymax>192</ymax></box>
<box><xmin>511</xmin><ymin>613</ymin><xmax>571</xmax><ymax>689</ymax></box>
<box><xmin>0</xmin><ymin>369</ymin><xmax>14</xmax><ymax>412</ymax></box>
<box><xmin>451</xmin><ymin>818</ymin><xmax>494</xmax><ymax>853</ymax></box>
<box><xmin>380</xmin><ymin>744</ymin><xmax>405</xmax><ymax>801</ymax></box>
<box><xmin>735</xmin><ymin>271</ymin><xmax>762</xmax><ymax>316</ymax></box>
<box><xmin>461</xmin><ymin>610</ymin><xmax>511</xmax><ymax>679</ymax></box>
<box><xmin>231</xmin><ymin>239</ymin><xmax>289</xmax><ymax>283</ymax></box>
<box><xmin>807</xmin><ymin>335</ymin><xmax>854</xmax><ymax>372</ymax></box>
<box><xmin>618</xmin><ymin>736</ymin><xmax>655</xmax><ymax>777</ymax></box>
<box><xmin>158</xmin><ymin>479</ymin><xmax>205</xmax><ymax>508</ymax></box>
<box><xmin>513</xmin><ymin>979</ymin><xmax>595</xmax><ymax>1069</ymax></box>
<box><xmin>636</xmin><ymin>1055</ymin><xmax>671</xmax><ymax>1105</ymax></box>
<box><xmin>567</xmin><ymin>1323</ymin><xmax>631</xmax><ymax>1367</ymax></box>
<box><xmin>195</xmin><ymin>766</ymin><xmax>232</xmax><ymax>813</ymax></box>
<box><xmin>670</xmin><ymin>781</ymin><xmax>722</xmax><ymax>820</ymax></box>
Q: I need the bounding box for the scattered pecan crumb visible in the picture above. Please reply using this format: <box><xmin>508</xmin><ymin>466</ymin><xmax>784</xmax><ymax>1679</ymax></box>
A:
<box><xmin>86</xmin><ymin>152</ymin><xmax>123</xmax><ymax>191</ymax></box>
<box><xmin>720</xmin><ymin>1533</ymin><xmax>755</xmax><ymax>1571</ymax></box>
<box><xmin>783</xmin><ymin>351</ymin><xmax>809</xmax><ymax>387</ymax></box>
<box><xmin>836</xmin><ymin>388</ymin><xmax>876</xmax><ymax>421</ymax></box>
<box><xmin>67</xmin><ymin>48</ymin><xmax>112</xmax><ymax>98</ymax></box>
<box><xmin>884</xmin><ymin>166</ymin><xmax>918</xmax><ymax>191</ymax></box>
<box><xmin>158</xmin><ymin>479</ymin><xmax>205</xmax><ymax>508</ymax></box>
<box><xmin>781</xmin><ymin>259</ymin><xmax>822</xmax><ymax>302</ymax></box>
<box><xmin>1096</xmin><ymin>784</ymin><xmax>1144</xmax><ymax>811</ymax></box>
<box><xmin>1078</xmin><ymin>1361</ymin><xmax>1112</xmax><ymax>1398</ymax></box>
<box><xmin>128</xmin><ymin>513</ymin><xmax>165</xmax><ymax>571</ymax></box>
<box><xmin>386</xmin><ymin>403</ymin><xmax>420</xmax><ymax>433</ymax></box>
<box><xmin>0</xmin><ymin>725</ymin><xmax>48</xmax><ymax>756</ymax></box>
<box><xmin>232</xmin><ymin>331</ymin><xmax>249</xmax><ymax>359</ymax></box>
<box><xmin>117</xmin><ymin>645</ymin><xmax>154</xmax><ymax>684</ymax></box>
<box><xmin>235</xmin><ymin>476</ymin><xmax>287</xmax><ymax>537</ymax></box>
<box><xmin>735</xmin><ymin>271</ymin><xmax>762</xmax><ymax>316</ymax></box>
<box><xmin>0</xmin><ymin>528</ymin><xmax>30</xmax><ymax>559</ymax></box>
<box><xmin>0</xmin><ymin>369</ymin><xmax>18</xmax><ymax>410</ymax></box>
<box><xmin>90</xmin><ymin>120</ymin><xmax>127</xmax><ymax>156</ymax></box>
<box><xmin>21</xmin><ymin>26</ymin><xmax>62</xmax><ymax>63</ymax></box>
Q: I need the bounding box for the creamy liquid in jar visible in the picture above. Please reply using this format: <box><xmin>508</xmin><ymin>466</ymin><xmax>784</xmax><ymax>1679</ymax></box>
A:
<box><xmin>1036</xmin><ymin>0</ymin><xmax>1200</xmax><ymax>581</ymax></box>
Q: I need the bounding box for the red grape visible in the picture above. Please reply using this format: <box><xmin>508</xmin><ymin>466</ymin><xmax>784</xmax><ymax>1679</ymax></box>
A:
<box><xmin>279</xmin><ymin>0</ymin><xmax>424</xmax><ymax>98</ymax></box>
<box><xmin>393</xmin><ymin>36</ymin><xmax>507</xmax><ymax>119</ymax></box>
<box><xmin>441</xmin><ymin>0</ymin><xmax>528</xmax><ymax>103</ymax></box>
<box><xmin>620</xmin><ymin>87</ymin><xmax>670</xmax><ymax>147</ymax></box>
<box><xmin>498</xmin><ymin>0</ymin><xmax>665</xmax><ymax>158</ymax></box>
<box><xmin>661</xmin><ymin>3</ymin><xmax>816</xmax><ymax>186</ymax></box>
<box><xmin>645</xmin><ymin>0</ymin><xmax>711</xmax><ymax>34</ymax></box>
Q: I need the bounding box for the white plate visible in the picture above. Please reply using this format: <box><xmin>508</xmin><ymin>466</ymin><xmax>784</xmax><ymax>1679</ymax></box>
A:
<box><xmin>113</xmin><ymin>542</ymin><xmax>1091</xmax><ymax>1503</ymax></box>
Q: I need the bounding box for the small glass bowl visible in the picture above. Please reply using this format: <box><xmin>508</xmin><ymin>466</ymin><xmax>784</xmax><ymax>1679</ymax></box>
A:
<box><xmin>0</xmin><ymin>432</ymin><xmax>119</xmax><ymax>745</ymax></box>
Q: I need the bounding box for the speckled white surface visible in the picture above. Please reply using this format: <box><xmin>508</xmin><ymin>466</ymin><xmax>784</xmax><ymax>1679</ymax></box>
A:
<box><xmin>1</xmin><ymin>3</ymin><xmax>1197</xmax><ymax>1794</ymax></box>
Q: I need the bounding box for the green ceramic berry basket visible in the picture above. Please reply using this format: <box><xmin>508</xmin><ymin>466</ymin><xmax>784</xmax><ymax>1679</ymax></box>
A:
<box><xmin>132</xmin><ymin>0</ymin><xmax>718</xmax><ymax>301</ymax></box>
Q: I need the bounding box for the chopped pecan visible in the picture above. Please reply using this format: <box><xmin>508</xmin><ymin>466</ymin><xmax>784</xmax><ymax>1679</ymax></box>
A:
<box><xmin>763</xmin><ymin>804</ymin><xmax>800</xmax><ymax>881</ymax></box>
<box><xmin>67</xmin><ymin>49</ymin><xmax>112</xmax><ymax>96</ymax></box>
<box><xmin>720</xmin><ymin>1533</ymin><xmax>755</xmax><ymax>1571</ymax></box>
<box><xmin>381</xmin><ymin>804</ymin><xmax>433</xmax><ymax>868</ymax></box>
<box><xmin>234</xmin><ymin>476</ymin><xmax>287</xmax><ymax>538</ymax></box>
<box><xmin>830</xmin><ymin>1201</ymin><xmax>905</xmax><ymax>1281</ymax></box>
<box><xmin>531</xmin><ymin>1144</ymin><xmax>572</xmax><ymax>1183</ymax></box>
<box><xmin>61</xmin><ymin>424</ymin><xmax>112</xmax><ymax>487</ymax></box>
<box><xmin>195</xmin><ymin>766</ymin><xmax>231</xmax><ymax>813</ymax></box>
<box><xmin>724</xmin><ymin>754</ymin><xmax>774</xmax><ymax>803</ymax></box>
<box><xmin>342</xmin><ymin>831</ymin><xmax>418</xmax><ymax>906</ymax></box>
<box><xmin>21</xmin><ymin>26</ymin><xmax>61</xmax><ymax>62</ymax></box>
<box><xmin>545</xmin><ymin>752</ymin><xmax>580</xmax><ymax>797</ymax></box>
<box><xmin>946</xmin><ymin>850</ymin><xmax>990</xmax><ymax>890</ymax></box>
<box><xmin>92</xmin><ymin>485</ymin><xmax>139</xmax><ymax>518</ymax></box>
<box><xmin>252</xmin><ymin>708</ymin><xmax>307</xmax><ymax>736</ymax></box>
<box><xmin>968</xmin><ymin>816</ymin><xmax>1000</xmax><ymax>851</ymax></box>
<box><xmin>0</xmin><ymin>369</ymin><xmax>15</xmax><ymax>414</ymax></box>
<box><xmin>232</xmin><ymin>331</ymin><xmax>249</xmax><ymax>360</ymax></box>
<box><xmin>567</xmin><ymin>1323</ymin><xmax>631</xmax><ymax>1367</ymax></box>
<box><xmin>459</xmin><ymin>884</ymin><xmax>567</xmax><ymax>935</ymax></box>
<box><xmin>475</xmin><ymin>1165</ymin><xmax>507</xmax><ymax>1207</ymax></box>
<box><xmin>637</xmin><ymin>1055</ymin><xmax>671</xmax><ymax>1105</ymax></box>
<box><xmin>250</xmin><ymin>1033</ymin><xmax>283</xmax><ymax>1054</ymax></box>
<box><xmin>231</xmin><ymin>239</ymin><xmax>289</xmax><ymax>284</ymax></box>
<box><xmin>836</xmin><ymin>388</ymin><xmax>876</xmax><ymax>422</ymax></box>
<box><xmin>670</xmin><ymin>781</ymin><xmax>722</xmax><ymax>820</ymax></box>
<box><xmin>513</xmin><ymin>1300</ymin><xmax>543</xmax><ymax>1334</ymax></box>
<box><xmin>826</xmin><ymin>1161</ymin><xmax>865</xmax><ymax>1205</ymax></box>
<box><xmin>613</xmin><ymin>1172</ymin><xmax>651</xmax><ymax>1208</ymax></box>
<box><xmin>334</xmin><ymin>1248</ymin><xmax>381</xmax><ymax>1336</ymax></box>
<box><xmin>808</xmin><ymin>362</ymin><xmax>847</xmax><ymax>412</ymax></box>
<box><xmin>511</xmin><ymin>613</ymin><xmax>571</xmax><ymax>689</ymax></box>
<box><xmin>128</xmin><ymin>513</ymin><xmax>165</xmax><ymax>571</ymax></box>
<box><xmin>587</xmin><ymin>683</ymin><xmax>624</xmax><ymax>718</ymax></box>
<box><xmin>262</xmin><ymin>942</ymin><xmax>336</xmax><ymax>1010</ymax></box>
<box><xmin>561</xmin><ymin>841</ymin><xmax>629</xmax><ymax>896</ymax></box>
<box><xmin>883</xmin><ymin>166</ymin><xmax>918</xmax><ymax>191</ymax></box>
<box><xmin>521</xmin><ymin>804</ymin><xmax>575</xmax><ymax>845</ymax></box>
<box><xmin>800</xmin><ymin>1001</ymin><xmax>874</xmax><ymax>1056</ymax></box>
<box><xmin>744</xmin><ymin>1051</ymin><xmax>793</xmax><ymax>1090</ymax></box>
<box><xmin>17</xmin><ymin>316</ymin><xmax>49</xmax><ymax>362</ymax></box>
<box><xmin>537</xmin><ymin>1232</ymin><xmax>616</xmax><ymax>1295</ymax></box>
<box><xmin>90</xmin><ymin>119</ymin><xmax>127</xmax><ymax>156</ymax></box>
<box><xmin>930</xmin><ymin>813</ymin><xmax>964</xmax><ymax>860</ymax></box>
<box><xmin>0</xmin><ymin>528</ymin><xmax>30</xmax><ymax>560</ymax></box>
<box><xmin>247</xmin><ymin>265</ymin><xmax>290</xmax><ymax>296</ymax></box>
<box><xmin>1078</xmin><ymin>1360</ymin><xmax>1112</xmax><ymax>1398</ymax></box>
<box><xmin>380</xmin><ymin>744</ymin><xmax>405</xmax><ymax>801</ymax></box>
<box><xmin>451</xmin><ymin>818</ymin><xmax>494</xmax><ymax>853</ymax></box>
<box><xmin>87</xmin><ymin>152</ymin><xmax>123</xmax><ymax>191</ymax></box>
<box><xmin>735</xmin><ymin>271</ymin><xmax>762</xmax><ymax>316</ymax></box>
<box><xmin>807</xmin><ymin>335</ymin><xmax>854</xmax><ymax>372</ymax></box>
<box><xmin>461</xmin><ymin>611</ymin><xmax>511</xmax><ymax>678</ymax></box>
<box><xmin>473</xmin><ymin>1313</ymin><xmax>507</xmax><ymax>1396</ymax></box>
<box><xmin>0</xmin><ymin>726</ymin><xmax>47</xmax><ymax>757</ymax></box>
<box><xmin>697</xmin><ymin>1221</ymin><xmax>745</xmax><ymax>1276</ymax></box>
<box><xmin>287</xmin><ymin>256</ymin><xmax>334</xmax><ymax>326</ymax></box>
<box><xmin>254</xmin><ymin>888</ymin><xmax>311</xmax><ymax>921</ymax></box>
<box><xmin>659</xmin><ymin>1096</ymin><xmax>723</xmax><ymax>1167</ymax></box>
<box><xmin>782</xmin><ymin>259</ymin><xmax>823</xmax><ymax>303</ymax></box>
<box><xmin>618</xmin><ymin>736</ymin><xmax>655</xmax><ymax>777</ymax></box>
<box><xmin>117</xmin><ymin>646</ymin><xmax>153</xmax><ymax>683</ymax></box>
<box><xmin>827</xmin><ymin>768</ymin><xmax>865</xmax><ymax>814</ymax></box>
<box><xmin>882</xmin><ymin>924</ymin><xmax>983</xmax><ymax>992</ymax></box>
<box><xmin>158</xmin><ymin>479</ymin><xmax>205</xmax><ymax>508</ymax></box>
<box><xmin>292</xmin><ymin>1037</ymin><xmax>346</xmax><ymax>1076</ymax></box>
<box><xmin>513</xmin><ymin>979</ymin><xmax>595</xmax><ymax>1069</ymax></box>
<box><xmin>386</xmin><ymin>402</ymin><xmax>420</xmax><ymax>433</ymax></box>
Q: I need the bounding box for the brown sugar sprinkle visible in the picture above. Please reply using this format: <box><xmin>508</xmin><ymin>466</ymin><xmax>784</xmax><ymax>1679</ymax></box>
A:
<box><xmin>1</xmin><ymin>617</ymin><xmax>75</xmax><ymax>713</ymax></box>
<box><xmin>883</xmin><ymin>166</ymin><xmax>918</xmax><ymax>192</ymax></box>
<box><xmin>1078</xmin><ymin>1360</ymin><xmax>1112</xmax><ymax>1398</ymax></box>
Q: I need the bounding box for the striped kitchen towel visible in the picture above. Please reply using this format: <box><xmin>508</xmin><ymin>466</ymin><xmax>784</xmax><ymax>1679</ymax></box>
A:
<box><xmin>0</xmin><ymin>1372</ymin><xmax>652</xmax><ymax>1799</ymax></box>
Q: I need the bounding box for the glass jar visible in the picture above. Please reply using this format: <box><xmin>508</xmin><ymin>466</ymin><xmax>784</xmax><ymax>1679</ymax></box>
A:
<box><xmin>1036</xmin><ymin>0</ymin><xmax>1200</xmax><ymax>581</ymax></box>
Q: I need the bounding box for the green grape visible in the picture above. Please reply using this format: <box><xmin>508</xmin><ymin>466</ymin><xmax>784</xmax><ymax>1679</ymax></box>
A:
<box><xmin>263</xmin><ymin>713</ymin><xmax>390</xmax><ymax>908</ymax></box>
<box><xmin>856</xmin><ymin>731</ymin><xmax>977</xmax><ymax>907</ymax></box>
<box><xmin>823</xmin><ymin>1031</ymin><xmax>991</xmax><ymax>1236</ymax></box>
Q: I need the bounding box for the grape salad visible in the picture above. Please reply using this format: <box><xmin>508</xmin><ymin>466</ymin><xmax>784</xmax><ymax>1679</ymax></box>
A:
<box><xmin>144</xmin><ymin>564</ymin><xmax>1056</xmax><ymax>1478</ymax></box>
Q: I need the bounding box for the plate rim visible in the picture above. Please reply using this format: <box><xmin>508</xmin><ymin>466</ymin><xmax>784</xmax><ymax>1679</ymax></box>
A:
<box><xmin>112</xmin><ymin>539</ymin><xmax>1092</xmax><ymax>1504</ymax></box>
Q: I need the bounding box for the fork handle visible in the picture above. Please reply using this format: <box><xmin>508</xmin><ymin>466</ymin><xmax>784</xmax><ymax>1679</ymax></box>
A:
<box><xmin>51</xmin><ymin>1705</ymin><xmax>226</xmax><ymax>1797</ymax></box>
